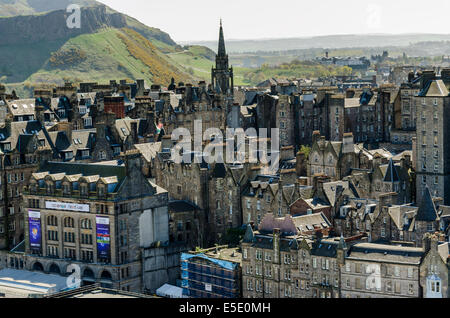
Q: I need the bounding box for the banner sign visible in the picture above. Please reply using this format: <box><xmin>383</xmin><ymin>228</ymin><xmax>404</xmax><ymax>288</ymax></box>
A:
<box><xmin>96</xmin><ymin>216</ymin><xmax>110</xmax><ymax>261</ymax></box>
<box><xmin>45</xmin><ymin>201</ymin><xmax>90</xmax><ymax>212</ymax></box>
<box><xmin>28</xmin><ymin>210</ymin><xmax>42</xmax><ymax>252</ymax></box>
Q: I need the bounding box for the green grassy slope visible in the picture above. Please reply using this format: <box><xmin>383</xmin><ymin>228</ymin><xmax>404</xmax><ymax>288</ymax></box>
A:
<box><xmin>22</xmin><ymin>28</ymin><xmax>193</xmax><ymax>86</ymax></box>
<box><xmin>168</xmin><ymin>46</ymin><xmax>252</xmax><ymax>86</ymax></box>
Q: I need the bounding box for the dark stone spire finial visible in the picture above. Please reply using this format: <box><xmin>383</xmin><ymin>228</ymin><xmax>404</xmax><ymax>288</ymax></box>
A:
<box><xmin>218</xmin><ymin>19</ymin><xmax>226</xmax><ymax>57</ymax></box>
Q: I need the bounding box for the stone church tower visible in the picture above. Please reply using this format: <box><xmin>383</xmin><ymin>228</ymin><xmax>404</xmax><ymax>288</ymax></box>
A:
<box><xmin>211</xmin><ymin>20</ymin><xmax>234</xmax><ymax>110</ymax></box>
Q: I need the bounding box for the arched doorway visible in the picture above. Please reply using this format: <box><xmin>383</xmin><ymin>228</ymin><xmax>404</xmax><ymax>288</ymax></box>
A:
<box><xmin>32</xmin><ymin>262</ymin><xmax>44</xmax><ymax>272</ymax></box>
<box><xmin>82</xmin><ymin>267</ymin><xmax>96</xmax><ymax>286</ymax></box>
<box><xmin>48</xmin><ymin>263</ymin><xmax>61</xmax><ymax>275</ymax></box>
<box><xmin>100</xmin><ymin>270</ymin><xmax>113</xmax><ymax>288</ymax></box>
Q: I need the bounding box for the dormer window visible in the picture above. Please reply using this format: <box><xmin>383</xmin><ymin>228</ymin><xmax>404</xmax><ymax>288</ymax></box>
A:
<box><xmin>79</xmin><ymin>106</ymin><xmax>87</xmax><ymax>114</ymax></box>
<box><xmin>46</xmin><ymin>183</ymin><xmax>54</xmax><ymax>194</ymax></box>
<box><xmin>30</xmin><ymin>182</ymin><xmax>38</xmax><ymax>194</ymax></box>
<box><xmin>3</xmin><ymin>143</ymin><xmax>10</xmax><ymax>151</ymax></box>
<box><xmin>98</xmin><ymin>186</ymin><xmax>105</xmax><ymax>197</ymax></box>
<box><xmin>65</xmin><ymin>152</ymin><xmax>73</xmax><ymax>160</ymax></box>
<box><xmin>63</xmin><ymin>184</ymin><xmax>71</xmax><ymax>195</ymax></box>
<box><xmin>80</xmin><ymin>184</ymin><xmax>88</xmax><ymax>196</ymax></box>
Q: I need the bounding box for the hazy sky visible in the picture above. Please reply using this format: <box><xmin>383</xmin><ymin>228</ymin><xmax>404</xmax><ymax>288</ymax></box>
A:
<box><xmin>97</xmin><ymin>0</ymin><xmax>450</xmax><ymax>43</ymax></box>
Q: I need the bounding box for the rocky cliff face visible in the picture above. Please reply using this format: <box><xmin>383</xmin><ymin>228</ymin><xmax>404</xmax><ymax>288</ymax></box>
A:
<box><xmin>0</xmin><ymin>5</ymin><xmax>126</xmax><ymax>45</ymax></box>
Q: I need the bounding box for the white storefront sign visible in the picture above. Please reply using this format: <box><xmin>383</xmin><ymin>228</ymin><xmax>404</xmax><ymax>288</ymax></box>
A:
<box><xmin>96</xmin><ymin>216</ymin><xmax>110</xmax><ymax>225</ymax></box>
<box><xmin>28</xmin><ymin>210</ymin><xmax>41</xmax><ymax>218</ymax></box>
<box><xmin>45</xmin><ymin>201</ymin><xmax>90</xmax><ymax>212</ymax></box>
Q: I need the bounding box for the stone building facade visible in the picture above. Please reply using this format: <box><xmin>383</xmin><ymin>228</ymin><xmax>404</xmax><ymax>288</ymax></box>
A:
<box><xmin>9</xmin><ymin>151</ymin><xmax>171</xmax><ymax>292</ymax></box>
<box><xmin>341</xmin><ymin>243</ymin><xmax>424</xmax><ymax>298</ymax></box>
<box><xmin>415</xmin><ymin>72</ymin><xmax>450</xmax><ymax>205</ymax></box>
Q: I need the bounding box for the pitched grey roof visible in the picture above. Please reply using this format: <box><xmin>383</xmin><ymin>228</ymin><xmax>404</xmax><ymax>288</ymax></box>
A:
<box><xmin>416</xmin><ymin>187</ymin><xmax>439</xmax><ymax>222</ymax></box>
<box><xmin>383</xmin><ymin>159</ymin><xmax>400</xmax><ymax>183</ymax></box>
<box><xmin>243</xmin><ymin>224</ymin><xmax>255</xmax><ymax>243</ymax></box>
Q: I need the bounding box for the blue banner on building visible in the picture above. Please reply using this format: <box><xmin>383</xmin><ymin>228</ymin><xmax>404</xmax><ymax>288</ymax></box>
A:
<box><xmin>96</xmin><ymin>216</ymin><xmax>110</xmax><ymax>261</ymax></box>
<box><xmin>28</xmin><ymin>210</ymin><xmax>41</xmax><ymax>252</ymax></box>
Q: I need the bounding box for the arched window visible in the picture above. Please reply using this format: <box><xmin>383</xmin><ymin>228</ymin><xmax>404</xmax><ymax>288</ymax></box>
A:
<box><xmin>81</xmin><ymin>219</ymin><xmax>92</xmax><ymax>230</ymax></box>
<box><xmin>32</xmin><ymin>262</ymin><xmax>44</xmax><ymax>272</ymax></box>
<box><xmin>100</xmin><ymin>270</ymin><xmax>112</xmax><ymax>280</ymax></box>
<box><xmin>82</xmin><ymin>267</ymin><xmax>95</xmax><ymax>279</ymax></box>
<box><xmin>64</xmin><ymin>217</ymin><xmax>75</xmax><ymax>228</ymax></box>
<box><xmin>49</xmin><ymin>263</ymin><xmax>61</xmax><ymax>274</ymax></box>
<box><xmin>47</xmin><ymin>215</ymin><xmax>58</xmax><ymax>226</ymax></box>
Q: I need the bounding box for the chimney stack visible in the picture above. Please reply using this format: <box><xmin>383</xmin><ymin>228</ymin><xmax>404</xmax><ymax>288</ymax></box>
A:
<box><xmin>342</xmin><ymin>132</ymin><xmax>354</xmax><ymax>154</ymax></box>
<box><xmin>420</xmin><ymin>70</ymin><xmax>436</xmax><ymax>89</ymax></box>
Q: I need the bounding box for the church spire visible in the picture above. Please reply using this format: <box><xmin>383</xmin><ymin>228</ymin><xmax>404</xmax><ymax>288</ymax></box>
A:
<box><xmin>218</xmin><ymin>19</ymin><xmax>226</xmax><ymax>57</ymax></box>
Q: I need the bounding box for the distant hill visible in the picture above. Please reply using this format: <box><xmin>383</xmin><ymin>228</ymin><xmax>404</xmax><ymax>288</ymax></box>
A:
<box><xmin>0</xmin><ymin>1</ymin><xmax>199</xmax><ymax>96</ymax></box>
<box><xmin>188</xmin><ymin>34</ymin><xmax>450</xmax><ymax>54</ymax></box>
<box><xmin>0</xmin><ymin>0</ymin><xmax>97</xmax><ymax>16</ymax></box>
<box><xmin>0</xmin><ymin>0</ymin><xmax>178</xmax><ymax>51</ymax></box>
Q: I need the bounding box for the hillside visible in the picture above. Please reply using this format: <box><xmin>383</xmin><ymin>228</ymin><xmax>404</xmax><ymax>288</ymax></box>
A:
<box><xmin>0</xmin><ymin>2</ymin><xmax>199</xmax><ymax>96</ymax></box>
<box><xmin>0</xmin><ymin>0</ymin><xmax>178</xmax><ymax>51</ymax></box>
<box><xmin>0</xmin><ymin>0</ymin><xmax>97</xmax><ymax>16</ymax></box>
<box><xmin>168</xmin><ymin>46</ymin><xmax>252</xmax><ymax>86</ymax></box>
<box><xmin>17</xmin><ymin>28</ymin><xmax>192</xmax><ymax>87</ymax></box>
<box><xmin>188</xmin><ymin>34</ymin><xmax>450</xmax><ymax>54</ymax></box>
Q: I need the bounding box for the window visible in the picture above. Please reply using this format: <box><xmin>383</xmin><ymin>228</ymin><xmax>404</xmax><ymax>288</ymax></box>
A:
<box><xmin>64</xmin><ymin>232</ymin><xmax>75</xmax><ymax>243</ymax></box>
<box><xmin>64</xmin><ymin>248</ymin><xmax>76</xmax><ymax>260</ymax></box>
<box><xmin>47</xmin><ymin>215</ymin><xmax>58</xmax><ymax>226</ymax></box>
<box><xmin>47</xmin><ymin>230</ymin><xmax>58</xmax><ymax>241</ymax></box>
<box><xmin>407</xmin><ymin>267</ymin><xmax>413</xmax><ymax>278</ymax></box>
<box><xmin>64</xmin><ymin>217</ymin><xmax>75</xmax><ymax>228</ymax></box>
<box><xmin>81</xmin><ymin>233</ymin><xmax>93</xmax><ymax>245</ymax></box>
<box><xmin>80</xmin><ymin>185</ymin><xmax>88</xmax><ymax>196</ymax></box>
<box><xmin>81</xmin><ymin>219</ymin><xmax>92</xmax><ymax>229</ymax></box>
<box><xmin>48</xmin><ymin>245</ymin><xmax>59</xmax><ymax>257</ymax></box>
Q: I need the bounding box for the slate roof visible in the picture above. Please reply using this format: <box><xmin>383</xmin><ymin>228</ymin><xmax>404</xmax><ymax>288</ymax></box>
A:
<box><xmin>418</xmin><ymin>79</ymin><xmax>449</xmax><ymax>97</ymax></box>
<box><xmin>169</xmin><ymin>200</ymin><xmax>199</xmax><ymax>213</ymax></box>
<box><xmin>134</xmin><ymin>142</ymin><xmax>162</xmax><ymax>163</ymax></box>
<box><xmin>291</xmin><ymin>212</ymin><xmax>331</xmax><ymax>234</ymax></box>
<box><xmin>347</xmin><ymin>243</ymin><xmax>424</xmax><ymax>264</ymax></box>
<box><xmin>6</xmin><ymin>99</ymin><xmax>35</xmax><ymax>116</ymax></box>
<box><xmin>115</xmin><ymin>117</ymin><xmax>147</xmax><ymax>141</ymax></box>
<box><xmin>243</xmin><ymin>224</ymin><xmax>255</xmax><ymax>243</ymax></box>
<box><xmin>383</xmin><ymin>159</ymin><xmax>400</xmax><ymax>183</ymax></box>
<box><xmin>38</xmin><ymin>161</ymin><xmax>127</xmax><ymax>190</ymax></box>
<box><xmin>416</xmin><ymin>187</ymin><xmax>439</xmax><ymax>222</ymax></box>
<box><xmin>311</xmin><ymin>240</ymin><xmax>339</xmax><ymax>258</ymax></box>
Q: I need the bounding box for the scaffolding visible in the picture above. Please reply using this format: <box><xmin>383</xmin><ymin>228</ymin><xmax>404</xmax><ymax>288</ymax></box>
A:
<box><xmin>181</xmin><ymin>253</ymin><xmax>240</xmax><ymax>298</ymax></box>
